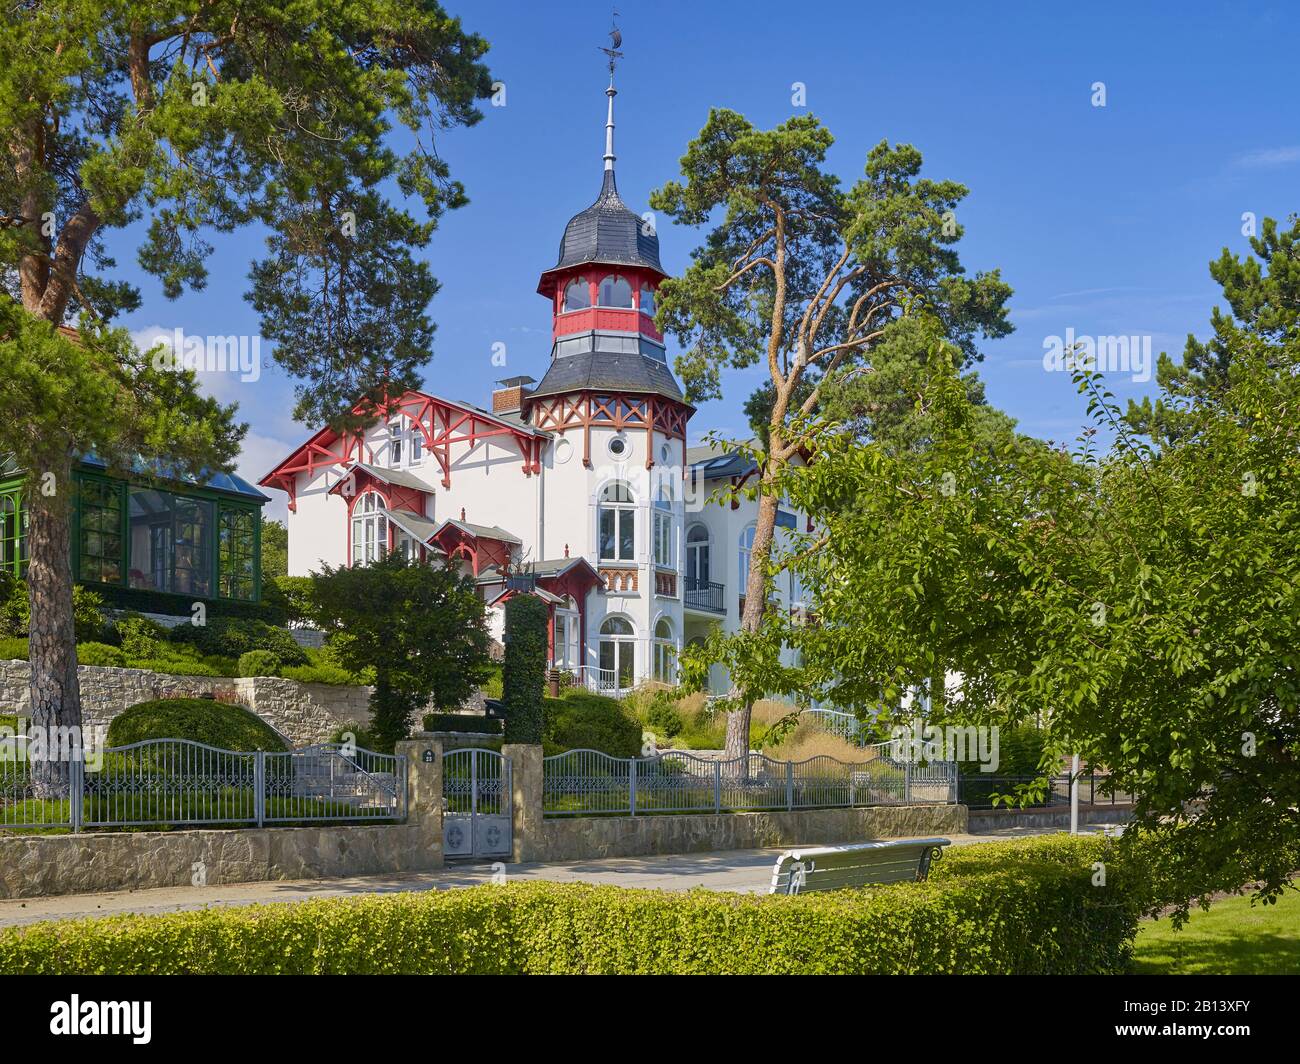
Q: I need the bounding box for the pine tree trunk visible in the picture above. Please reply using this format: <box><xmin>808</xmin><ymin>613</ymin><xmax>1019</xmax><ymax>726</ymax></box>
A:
<box><xmin>26</xmin><ymin>455</ymin><xmax>82</xmax><ymax>798</ymax></box>
<box><xmin>722</xmin><ymin>486</ymin><xmax>782</xmax><ymax>763</ymax></box>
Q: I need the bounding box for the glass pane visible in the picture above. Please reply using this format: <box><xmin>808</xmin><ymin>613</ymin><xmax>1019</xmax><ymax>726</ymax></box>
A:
<box><xmin>618</xmin><ymin>509</ymin><xmax>634</xmax><ymax>560</ymax></box>
<box><xmin>598</xmin><ymin>275</ymin><xmax>633</xmax><ymax>308</ymax></box>
<box><xmin>598</xmin><ymin>508</ymin><xmax>615</xmax><ymax>559</ymax></box>
<box><xmin>564</xmin><ymin>278</ymin><xmax>591</xmax><ymax>311</ymax></box>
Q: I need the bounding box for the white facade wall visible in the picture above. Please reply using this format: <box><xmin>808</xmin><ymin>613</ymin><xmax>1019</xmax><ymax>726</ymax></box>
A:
<box><xmin>275</xmin><ymin>395</ymin><xmax>805</xmax><ymax>694</ymax></box>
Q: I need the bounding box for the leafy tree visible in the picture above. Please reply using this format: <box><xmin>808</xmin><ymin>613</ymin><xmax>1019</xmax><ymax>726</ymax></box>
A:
<box><xmin>651</xmin><ymin>110</ymin><xmax>1012</xmax><ymax>757</ymax></box>
<box><xmin>501</xmin><ymin>593</ymin><xmax>548</xmax><ymax>745</ymax></box>
<box><xmin>310</xmin><ymin>553</ymin><xmax>491</xmax><ymax>752</ymax></box>
<box><xmin>0</xmin><ymin>3</ymin><xmax>493</xmax><ymax>776</ymax></box>
<box><xmin>761</xmin><ymin>261</ymin><xmax>1300</xmax><ymax>920</ymax></box>
<box><xmin>261</xmin><ymin>519</ymin><xmax>288</xmax><ymax>580</ymax></box>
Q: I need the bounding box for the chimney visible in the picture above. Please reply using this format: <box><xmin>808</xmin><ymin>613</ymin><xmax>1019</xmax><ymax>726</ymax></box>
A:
<box><xmin>492</xmin><ymin>375</ymin><xmax>536</xmax><ymax>415</ymax></box>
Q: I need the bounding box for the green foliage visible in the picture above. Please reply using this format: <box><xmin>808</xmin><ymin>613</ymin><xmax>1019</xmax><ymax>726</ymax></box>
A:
<box><xmin>111</xmin><ymin>614</ymin><xmax>167</xmax><ymax>658</ymax></box>
<box><xmin>0</xmin><ymin>637</ymin><xmax>28</xmax><ymax>661</ymax></box>
<box><xmin>238</xmin><ymin>650</ymin><xmax>282</xmax><ymax>678</ymax></box>
<box><xmin>264</xmin><ymin>576</ymin><xmax>315</xmax><ymax>629</ymax></box>
<box><xmin>543</xmin><ymin>690</ymin><xmax>643</xmax><ymax>757</ymax></box>
<box><xmin>105</xmin><ymin>699</ymin><xmax>287</xmax><ymax>752</ymax></box>
<box><xmin>645</xmin><ymin>691</ymin><xmax>685</xmax><ymax>739</ymax></box>
<box><xmin>329</xmin><ymin>722</ymin><xmax>383</xmax><ymax>752</ymax></box>
<box><xmin>0</xmin><ymin>836</ymin><xmax>1136</xmax><ymax>974</ymax></box>
<box><xmin>311</xmin><ymin>553</ymin><xmax>491</xmax><ymax>753</ymax></box>
<box><xmin>167</xmin><ymin>617</ymin><xmax>308</xmax><ymax>667</ymax></box>
<box><xmin>74</xmin><ymin>642</ymin><xmax>127</xmax><ymax>668</ymax></box>
<box><xmin>0</xmin><ymin>579</ymin><xmax>106</xmax><ymax>642</ymax></box>
<box><xmin>260</xmin><ymin>521</ymin><xmax>289</xmax><ymax>581</ymax></box>
<box><xmin>423</xmin><ymin>714</ymin><xmax>502</xmax><ymax>735</ymax></box>
<box><xmin>501</xmin><ymin>595</ymin><xmax>548</xmax><ymax>745</ymax></box>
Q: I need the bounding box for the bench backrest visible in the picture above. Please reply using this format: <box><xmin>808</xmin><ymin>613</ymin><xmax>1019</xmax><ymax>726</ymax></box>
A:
<box><xmin>768</xmin><ymin>837</ymin><xmax>951</xmax><ymax>895</ymax></box>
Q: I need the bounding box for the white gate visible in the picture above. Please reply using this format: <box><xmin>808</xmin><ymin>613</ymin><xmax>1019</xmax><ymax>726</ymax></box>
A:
<box><xmin>443</xmin><ymin>748</ymin><xmax>512</xmax><ymax>858</ymax></box>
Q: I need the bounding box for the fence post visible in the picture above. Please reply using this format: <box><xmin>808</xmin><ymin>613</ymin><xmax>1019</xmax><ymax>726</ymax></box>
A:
<box><xmin>254</xmin><ymin>750</ymin><xmax>265</xmax><ymax>828</ymax></box>
<box><xmin>69</xmin><ymin>757</ymin><xmax>84</xmax><ymax>832</ymax></box>
<box><xmin>904</xmin><ymin>760</ymin><xmax>913</xmax><ymax>804</ymax></box>
<box><xmin>628</xmin><ymin>757</ymin><xmax>637</xmax><ymax>817</ymax></box>
<box><xmin>785</xmin><ymin>760</ymin><xmax>794</xmax><ymax>811</ymax></box>
<box><xmin>714</xmin><ymin>760</ymin><xmax>722</xmax><ymax>814</ymax></box>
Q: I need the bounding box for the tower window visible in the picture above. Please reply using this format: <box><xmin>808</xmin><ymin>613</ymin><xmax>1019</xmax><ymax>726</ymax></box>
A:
<box><xmin>563</xmin><ymin>277</ymin><xmax>591</xmax><ymax>312</ymax></box>
<box><xmin>640</xmin><ymin>286</ymin><xmax>656</xmax><ymax>316</ymax></box>
<box><xmin>597</xmin><ymin>274</ymin><xmax>633</xmax><ymax>308</ymax></box>
<box><xmin>598</xmin><ymin>481</ymin><xmax>635</xmax><ymax>562</ymax></box>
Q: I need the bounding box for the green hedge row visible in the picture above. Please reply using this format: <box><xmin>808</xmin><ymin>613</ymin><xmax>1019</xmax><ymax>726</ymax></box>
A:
<box><xmin>0</xmin><ymin>836</ymin><xmax>1138</xmax><ymax>974</ymax></box>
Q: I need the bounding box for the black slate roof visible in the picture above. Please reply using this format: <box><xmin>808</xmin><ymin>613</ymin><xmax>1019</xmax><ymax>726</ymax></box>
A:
<box><xmin>529</xmin><ymin>348</ymin><xmax>685</xmax><ymax>404</ymax></box>
<box><xmin>547</xmin><ymin>170</ymin><xmax>664</xmax><ymax>276</ymax></box>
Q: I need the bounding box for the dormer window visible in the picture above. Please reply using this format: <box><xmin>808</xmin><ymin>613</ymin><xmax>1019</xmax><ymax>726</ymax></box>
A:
<box><xmin>563</xmin><ymin>277</ymin><xmax>591</xmax><ymax>312</ymax></box>
<box><xmin>597</xmin><ymin>274</ymin><xmax>633</xmax><ymax>308</ymax></box>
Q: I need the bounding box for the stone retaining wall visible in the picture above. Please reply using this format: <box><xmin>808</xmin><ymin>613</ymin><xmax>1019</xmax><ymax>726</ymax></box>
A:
<box><xmin>0</xmin><ymin>659</ymin><xmax>372</xmax><ymax>746</ymax></box>
<box><xmin>0</xmin><ymin>739</ymin><xmax>443</xmax><ymax>900</ymax></box>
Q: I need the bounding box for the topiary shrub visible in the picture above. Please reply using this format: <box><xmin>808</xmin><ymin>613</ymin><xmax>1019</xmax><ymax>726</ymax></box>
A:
<box><xmin>106</xmin><ymin>698</ymin><xmax>288</xmax><ymax>751</ymax></box>
<box><xmin>501</xmin><ymin>594</ymin><xmax>548</xmax><ymax>745</ymax></box>
<box><xmin>75</xmin><ymin>642</ymin><xmax>127</xmax><ymax>668</ymax></box>
<box><xmin>543</xmin><ymin>690</ymin><xmax>642</xmax><ymax>757</ymax></box>
<box><xmin>167</xmin><ymin>616</ymin><xmax>308</xmax><ymax>667</ymax></box>
<box><xmin>237</xmin><ymin>650</ymin><xmax>282</xmax><ymax>677</ymax></box>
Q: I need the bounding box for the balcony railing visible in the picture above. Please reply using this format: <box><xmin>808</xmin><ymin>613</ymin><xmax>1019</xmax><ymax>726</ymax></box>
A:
<box><xmin>684</xmin><ymin>578</ymin><xmax>725</xmax><ymax>613</ymax></box>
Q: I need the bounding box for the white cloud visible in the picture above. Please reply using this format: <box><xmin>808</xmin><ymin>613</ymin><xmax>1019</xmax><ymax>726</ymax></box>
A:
<box><xmin>1232</xmin><ymin>146</ymin><xmax>1300</xmax><ymax>169</ymax></box>
<box><xmin>237</xmin><ymin>431</ymin><xmax>295</xmax><ymax>524</ymax></box>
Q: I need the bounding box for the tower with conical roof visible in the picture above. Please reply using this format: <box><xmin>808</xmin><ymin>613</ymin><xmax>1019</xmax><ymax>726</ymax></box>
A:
<box><xmin>524</xmin><ymin>35</ymin><xmax>691</xmax><ymax>471</ymax></box>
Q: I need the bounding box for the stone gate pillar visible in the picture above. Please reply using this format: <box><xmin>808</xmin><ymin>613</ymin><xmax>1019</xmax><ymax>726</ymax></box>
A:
<box><xmin>396</xmin><ymin>738</ymin><xmax>444</xmax><ymax>869</ymax></box>
<box><xmin>502</xmin><ymin>742</ymin><xmax>544</xmax><ymax>863</ymax></box>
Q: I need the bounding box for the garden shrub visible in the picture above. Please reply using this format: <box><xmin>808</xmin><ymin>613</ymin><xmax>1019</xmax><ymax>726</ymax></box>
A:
<box><xmin>167</xmin><ymin>617</ymin><xmax>308</xmax><ymax>667</ymax></box>
<box><xmin>0</xmin><ymin>836</ymin><xmax>1138</xmax><ymax>975</ymax></box>
<box><xmin>0</xmin><ymin>579</ymin><xmax>106</xmax><ymax>641</ymax></box>
<box><xmin>281</xmin><ymin>662</ymin><xmax>358</xmax><ymax>685</ymax></box>
<box><xmin>543</xmin><ymin>690</ymin><xmax>642</xmax><ymax>757</ymax></box>
<box><xmin>501</xmin><ymin>595</ymin><xmax>547</xmax><ymax>744</ymax></box>
<box><xmin>111</xmin><ymin>613</ymin><xmax>168</xmax><ymax>658</ymax></box>
<box><xmin>237</xmin><ymin>650</ymin><xmax>281</xmax><ymax>678</ymax></box>
<box><xmin>423</xmin><ymin>713</ymin><xmax>502</xmax><ymax>735</ymax></box>
<box><xmin>75</xmin><ymin>642</ymin><xmax>127</xmax><ymax>668</ymax></box>
<box><xmin>266</xmin><ymin>576</ymin><xmax>315</xmax><ymax>627</ymax></box>
<box><xmin>0</xmin><ymin>636</ymin><xmax>29</xmax><ymax>661</ymax></box>
<box><xmin>105</xmin><ymin>698</ymin><xmax>288</xmax><ymax>752</ymax></box>
<box><xmin>644</xmin><ymin>691</ymin><xmax>684</xmax><ymax>739</ymax></box>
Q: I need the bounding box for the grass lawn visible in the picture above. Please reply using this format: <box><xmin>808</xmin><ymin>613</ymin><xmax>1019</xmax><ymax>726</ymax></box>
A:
<box><xmin>1131</xmin><ymin>889</ymin><xmax>1300</xmax><ymax>974</ymax></box>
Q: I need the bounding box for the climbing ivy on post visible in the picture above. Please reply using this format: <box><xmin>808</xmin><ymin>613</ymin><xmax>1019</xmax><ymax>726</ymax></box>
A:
<box><xmin>502</xmin><ymin>595</ymin><xmax>548</xmax><ymax>745</ymax></box>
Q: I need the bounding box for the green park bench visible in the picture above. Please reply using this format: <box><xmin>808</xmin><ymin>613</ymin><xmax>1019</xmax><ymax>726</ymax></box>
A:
<box><xmin>769</xmin><ymin>837</ymin><xmax>951</xmax><ymax>895</ymax></box>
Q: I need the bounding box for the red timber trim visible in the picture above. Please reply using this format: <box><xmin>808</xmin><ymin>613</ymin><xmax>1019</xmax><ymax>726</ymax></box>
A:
<box><xmin>259</xmin><ymin>390</ymin><xmax>544</xmax><ymax>507</ymax></box>
<box><xmin>526</xmin><ymin>391</ymin><xmax>691</xmax><ymax>470</ymax></box>
<box><xmin>429</xmin><ymin>524</ymin><xmax>515</xmax><ymax>578</ymax></box>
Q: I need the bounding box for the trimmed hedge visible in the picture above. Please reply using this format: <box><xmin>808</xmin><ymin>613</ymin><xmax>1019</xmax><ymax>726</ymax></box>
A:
<box><xmin>501</xmin><ymin>595</ymin><xmax>547</xmax><ymax>744</ymax></box>
<box><xmin>105</xmin><ymin>698</ymin><xmax>289</xmax><ymax>752</ymax></box>
<box><xmin>0</xmin><ymin>835</ymin><xmax>1137</xmax><ymax>974</ymax></box>
<box><xmin>423</xmin><ymin>713</ymin><xmax>502</xmax><ymax>735</ymax></box>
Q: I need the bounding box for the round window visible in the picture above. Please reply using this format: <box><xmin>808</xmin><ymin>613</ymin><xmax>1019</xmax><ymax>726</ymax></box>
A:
<box><xmin>608</xmin><ymin>435</ymin><xmax>629</xmax><ymax>459</ymax></box>
<box><xmin>659</xmin><ymin>443</ymin><xmax>672</xmax><ymax>465</ymax></box>
<box><xmin>554</xmin><ymin>437</ymin><xmax>573</xmax><ymax>465</ymax></box>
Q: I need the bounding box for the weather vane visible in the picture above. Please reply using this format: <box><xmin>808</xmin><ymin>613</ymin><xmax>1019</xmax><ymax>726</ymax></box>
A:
<box><xmin>599</xmin><ymin>10</ymin><xmax>623</xmax><ymax>78</ymax></box>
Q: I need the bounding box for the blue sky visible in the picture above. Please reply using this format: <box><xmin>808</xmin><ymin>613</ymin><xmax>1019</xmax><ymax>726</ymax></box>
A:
<box><xmin>110</xmin><ymin>1</ymin><xmax>1300</xmax><ymax>519</ymax></box>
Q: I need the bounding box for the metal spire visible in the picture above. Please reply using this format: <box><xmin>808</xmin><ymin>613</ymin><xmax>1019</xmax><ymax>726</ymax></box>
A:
<box><xmin>599</xmin><ymin>13</ymin><xmax>623</xmax><ymax>174</ymax></box>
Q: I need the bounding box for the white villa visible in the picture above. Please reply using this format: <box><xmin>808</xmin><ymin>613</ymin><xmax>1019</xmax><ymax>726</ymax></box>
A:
<box><xmin>259</xmin><ymin>73</ymin><xmax>808</xmax><ymax>695</ymax></box>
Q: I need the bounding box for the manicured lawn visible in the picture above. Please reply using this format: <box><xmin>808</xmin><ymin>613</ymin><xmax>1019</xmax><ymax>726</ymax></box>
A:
<box><xmin>1131</xmin><ymin>889</ymin><xmax>1300</xmax><ymax>974</ymax></box>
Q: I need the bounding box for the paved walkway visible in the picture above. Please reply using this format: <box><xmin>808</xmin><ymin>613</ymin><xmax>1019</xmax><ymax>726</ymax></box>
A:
<box><xmin>0</xmin><ymin>825</ymin><xmax>1123</xmax><ymax>929</ymax></box>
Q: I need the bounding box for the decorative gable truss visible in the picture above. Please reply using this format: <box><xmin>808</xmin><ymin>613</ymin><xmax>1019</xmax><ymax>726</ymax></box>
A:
<box><xmin>260</xmin><ymin>391</ymin><xmax>547</xmax><ymax>511</ymax></box>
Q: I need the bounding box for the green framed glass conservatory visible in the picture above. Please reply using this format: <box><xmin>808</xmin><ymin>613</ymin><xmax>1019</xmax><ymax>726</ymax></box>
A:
<box><xmin>0</xmin><ymin>456</ymin><xmax>268</xmax><ymax>611</ymax></box>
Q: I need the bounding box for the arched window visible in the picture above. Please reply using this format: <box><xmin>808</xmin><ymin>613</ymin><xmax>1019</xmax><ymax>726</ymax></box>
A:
<box><xmin>563</xmin><ymin>276</ymin><xmax>591</xmax><ymax>312</ymax></box>
<box><xmin>598</xmin><ymin>481</ymin><xmax>635</xmax><ymax>562</ymax></box>
<box><xmin>0</xmin><ymin>494</ymin><xmax>21</xmax><ymax>575</ymax></box>
<box><xmin>653</xmin><ymin>617</ymin><xmax>676</xmax><ymax>683</ymax></box>
<box><xmin>639</xmin><ymin>285</ymin><xmax>656</xmax><ymax>317</ymax></box>
<box><xmin>597</xmin><ymin>274</ymin><xmax>633</xmax><ymax>308</ymax></box>
<box><xmin>652</xmin><ymin>486</ymin><xmax>673</xmax><ymax>568</ymax></box>
<box><xmin>599</xmin><ymin>615</ymin><xmax>636</xmax><ymax>693</ymax></box>
<box><xmin>686</xmin><ymin>524</ymin><xmax>711</xmax><ymax>588</ymax></box>
<box><xmin>351</xmin><ymin>491</ymin><xmax>388</xmax><ymax>565</ymax></box>
<box><xmin>738</xmin><ymin>524</ymin><xmax>756</xmax><ymax>588</ymax></box>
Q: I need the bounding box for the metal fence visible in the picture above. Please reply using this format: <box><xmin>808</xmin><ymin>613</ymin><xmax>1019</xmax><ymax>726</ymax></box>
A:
<box><xmin>0</xmin><ymin>737</ymin><xmax>406</xmax><ymax>832</ymax></box>
<box><xmin>543</xmin><ymin>744</ymin><xmax>957</xmax><ymax>817</ymax></box>
<box><xmin>958</xmin><ymin>772</ymin><xmax>1132</xmax><ymax>811</ymax></box>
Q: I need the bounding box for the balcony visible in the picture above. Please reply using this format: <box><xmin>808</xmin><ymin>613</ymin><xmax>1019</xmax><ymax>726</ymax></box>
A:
<box><xmin>684</xmin><ymin>578</ymin><xmax>725</xmax><ymax>614</ymax></box>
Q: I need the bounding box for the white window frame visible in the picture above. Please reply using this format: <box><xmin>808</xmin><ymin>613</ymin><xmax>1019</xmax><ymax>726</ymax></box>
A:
<box><xmin>652</xmin><ymin>617</ymin><xmax>676</xmax><ymax>683</ymax></box>
<box><xmin>351</xmin><ymin>491</ymin><xmax>388</xmax><ymax>566</ymax></box>
<box><xmin>598</xmin><ymin>481</ymin><xmax>636</xmax><ymax>563</ymax></box>
<box><xmin>738</xmin><ymin>523</ymin><xmax>756</xmax><ymax>590</ymax></box>
<box><xmin>598</xmin><ymin>615</ymin><xmax>636</xmax><ymax>692</ymax></box>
